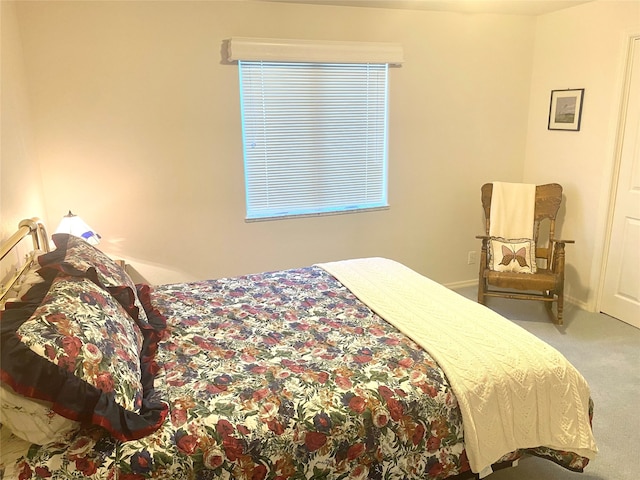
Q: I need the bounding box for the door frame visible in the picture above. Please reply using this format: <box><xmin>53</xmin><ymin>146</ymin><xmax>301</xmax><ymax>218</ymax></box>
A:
<box><xmin>596</xmin><ymin>30</ymin><xmax>640</xmax><ymax>315</ymax></box>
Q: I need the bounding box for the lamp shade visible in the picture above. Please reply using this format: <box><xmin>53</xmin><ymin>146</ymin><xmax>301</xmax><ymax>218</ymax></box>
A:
<box><xmin>55</xmin><ymin>211</ymin><xmax>101</xmax><ymax>245</ymax></box>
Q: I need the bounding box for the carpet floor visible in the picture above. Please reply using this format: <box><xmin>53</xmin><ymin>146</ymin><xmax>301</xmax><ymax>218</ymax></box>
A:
<box><xmin>453</xmin><ymin>287</ymin><xmax>640</xmax><ymax>480</ymax></box>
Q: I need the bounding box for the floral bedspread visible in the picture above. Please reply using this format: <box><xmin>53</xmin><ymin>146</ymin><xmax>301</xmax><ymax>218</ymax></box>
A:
<box><xmin>5</xmin><ymin>266</ymin><xmax>590</xmax><ymax>479</ymax></box>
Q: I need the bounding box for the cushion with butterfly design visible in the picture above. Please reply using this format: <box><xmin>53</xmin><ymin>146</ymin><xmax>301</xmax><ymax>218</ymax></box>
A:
<box><xmin>488</xmin><ymin>237</ymin><xmax>537</xmax><ymax>274</ymax></box>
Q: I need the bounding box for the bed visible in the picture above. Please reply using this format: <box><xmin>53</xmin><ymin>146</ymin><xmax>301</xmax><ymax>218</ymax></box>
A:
<box><xmin>0</xmin><ymin>219</ymin><xmax>597</xmax><ymax>480</ymax></box>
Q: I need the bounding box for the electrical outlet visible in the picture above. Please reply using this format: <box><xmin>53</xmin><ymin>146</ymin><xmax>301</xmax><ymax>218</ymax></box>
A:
<box><xmin>467</xmin><ymin>251</ymin><xmax>477</xmax><ymax>265</ymax></box>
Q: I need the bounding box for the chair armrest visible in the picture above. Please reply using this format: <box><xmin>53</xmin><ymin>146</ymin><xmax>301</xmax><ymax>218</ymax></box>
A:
<box><xmin>476</xmin><ymin>236</ymin><xmax>489</xmax><ymax>271</ymax></box>
<box><xmin>551</xmin><ymin>238</ymin><xmax>575</xmax><ymax>245</ymax></box>
<box><xmin>550</xmin><ymin>238</ymin><xmax>573</xmax><ymax>273</ymax></box>
<box><xmin>476</xmin><ymin>235</ymin><xmax>490</xmax><ymax>253</ymax></box>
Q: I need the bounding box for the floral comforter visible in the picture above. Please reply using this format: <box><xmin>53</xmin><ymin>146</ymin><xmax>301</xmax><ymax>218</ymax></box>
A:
<box><xmin>3</xmin><ymin>266</ymin><xmax>590</xmax><ymax>480</ymax></box>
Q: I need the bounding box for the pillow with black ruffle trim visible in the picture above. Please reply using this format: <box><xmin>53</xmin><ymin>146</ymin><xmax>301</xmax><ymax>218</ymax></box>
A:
<box><xmin>0</xmin><ymin>270</ymin><xmax>167</xmax><ymax>441</ymax></box>
<box><xmin>37</xmin><ymin>233</ymin><xmax>166</xmax><ymax>340</ymax></box>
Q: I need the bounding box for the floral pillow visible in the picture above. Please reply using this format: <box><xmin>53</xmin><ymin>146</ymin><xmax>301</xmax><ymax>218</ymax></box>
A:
<box><xmin>488</xmin><ymin>237</ymin><xmax>537</xmax><ymax>274</ymax></box>
<box><xmin>37</xmin><ymin>234</ymin><xmax>148</xmax><ymax>323</ymax></box>
<box><xmin>0</xmin><ymin>272</ymin><xmax>167</xmax><ymax>442</ymax></box>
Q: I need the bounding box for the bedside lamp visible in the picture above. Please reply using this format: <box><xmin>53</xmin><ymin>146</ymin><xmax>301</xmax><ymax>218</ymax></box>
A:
<box><xmin>55</xmin><ymin>211</ymin><xmax>101</xmax><ymax>245</ymax></box>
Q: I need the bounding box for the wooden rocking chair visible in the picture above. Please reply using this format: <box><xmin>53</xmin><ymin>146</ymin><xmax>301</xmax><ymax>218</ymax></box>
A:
<box><xmin>476</xmin><ymin>183</ymin><xmax>574</xmax><ymax>325</ymax></box>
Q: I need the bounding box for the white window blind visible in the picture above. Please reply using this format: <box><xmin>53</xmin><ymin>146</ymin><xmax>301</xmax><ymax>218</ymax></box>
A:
<box><xmin>239</xmin><ymin>61</ymin><xmax>390</xmax><ymax>220</ymax></box>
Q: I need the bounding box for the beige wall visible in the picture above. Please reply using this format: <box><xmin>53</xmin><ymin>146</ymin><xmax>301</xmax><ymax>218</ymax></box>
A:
<box><xmin>3</xmin><ymin>1</ymin><xmax>636</xmax><ymax>311</ymax></box>
<box><xmin>524</xmin><ymin>0</ymin><xmax>640</xmax><ymax>309</ymax></box>
<box><xmin>8</xmin><ymin>0</ymin><xmax>637</xmax><ymax>311</ymax></box>
<box><xmin>0</xmin><ymin>1</ymin><xmax>47</xmax><ymax>284</ymax></box>
<box><xmin>4</xmin><ymin>0</ymin><xmax>535</xmax><ymax>285</ymax></box>
<box><xmin>0</xmin><ymin>1</ymin><xmax>46</xmax><ymax>238</ymax></box>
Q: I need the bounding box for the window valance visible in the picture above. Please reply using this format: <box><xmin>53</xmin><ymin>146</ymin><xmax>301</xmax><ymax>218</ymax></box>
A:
<box><xmin>227</xmin><ymin>37</ymin><xmax>404</xmax><ymax>65</ymax></box>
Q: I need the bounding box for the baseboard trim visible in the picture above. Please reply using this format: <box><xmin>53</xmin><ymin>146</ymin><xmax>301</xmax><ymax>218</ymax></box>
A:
<box><xmin>565</xmin><ymin>294</ymin><xmax>590</xmax><ymax>311</ymax></box>
<box><xmin>444</xmin><ymin>279</ymin><xmax>478</xmax><ymax>290</ymax></box>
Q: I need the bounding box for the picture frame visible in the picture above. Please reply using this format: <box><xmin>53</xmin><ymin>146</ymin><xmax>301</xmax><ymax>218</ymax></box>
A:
<box><xmin>548</xmin><ymin>88</ymin><xmax>585</xmax><ymax>131</ymax></box>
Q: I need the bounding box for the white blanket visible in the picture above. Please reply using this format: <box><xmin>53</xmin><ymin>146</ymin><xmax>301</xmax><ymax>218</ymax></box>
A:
<box><xmin>489</xmin><ymin>182</ymin><xmax>536</xmax><ymax>239</ymax></box>
<box><xmin>317</xmin><ymin>257</ymin><xmax>597</xmax><ymax>474</ymax></box>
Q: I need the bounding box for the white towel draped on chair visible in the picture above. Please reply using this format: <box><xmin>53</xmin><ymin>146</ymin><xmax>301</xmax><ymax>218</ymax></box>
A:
<box><xmin>489</xmin><ymin>182</ymin><xmax>536</xmax><ymax>239</ymax></box>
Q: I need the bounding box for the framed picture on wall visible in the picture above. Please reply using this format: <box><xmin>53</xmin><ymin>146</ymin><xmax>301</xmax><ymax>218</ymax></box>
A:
<box><xmin>548</xmin><ymin>88</ymin><xmax>585</xmax><ymax>131</ymax></box>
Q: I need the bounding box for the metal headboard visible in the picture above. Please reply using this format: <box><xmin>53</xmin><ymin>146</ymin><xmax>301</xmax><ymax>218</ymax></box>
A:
<box><xmin>0</xmin><ymin>218</ymin><xmax>50</xmax><ymax>302</ymax></box>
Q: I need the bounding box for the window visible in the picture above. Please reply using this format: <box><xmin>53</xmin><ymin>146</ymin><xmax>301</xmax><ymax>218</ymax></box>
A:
<box><xmin>239</xmin><ymin>60</ymin><xmax>389</xmax><ymax>220</ymax></box>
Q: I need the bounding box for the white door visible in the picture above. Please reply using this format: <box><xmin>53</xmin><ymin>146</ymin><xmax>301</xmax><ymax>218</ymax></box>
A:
<box><xmin>601</xmin><ymin>35</ymin><xmax>640</xmax><ymax>328</ymax></box>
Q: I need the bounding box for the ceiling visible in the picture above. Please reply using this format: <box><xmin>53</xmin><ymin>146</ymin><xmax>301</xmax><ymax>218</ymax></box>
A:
<box><xmin>260</xmin><ymin>0</ymin><xmax>593</xmax><ymax>16</ymax></box>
